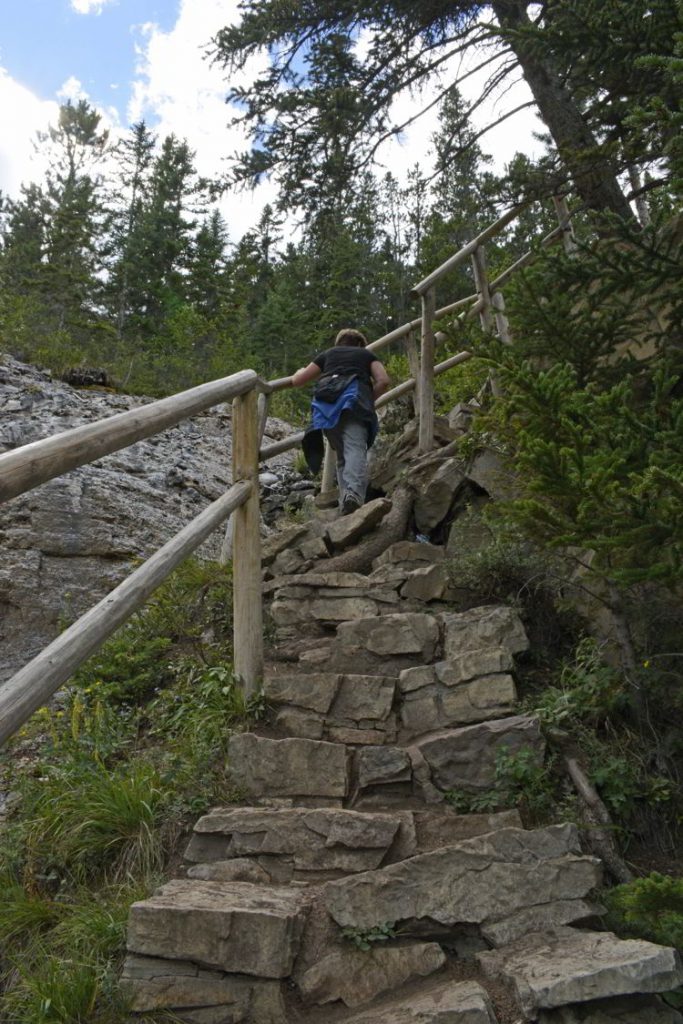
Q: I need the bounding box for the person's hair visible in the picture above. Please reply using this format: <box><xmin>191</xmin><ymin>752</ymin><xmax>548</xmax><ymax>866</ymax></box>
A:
<box><xmin>334</xmin><ymin>328</ymin><xmax>368</xmax><ymax>348</ymax></box>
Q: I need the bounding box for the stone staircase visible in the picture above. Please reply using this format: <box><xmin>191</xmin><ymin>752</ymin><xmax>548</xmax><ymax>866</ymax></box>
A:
<box><xmin>121</xmin><ymin>487</ymin><xmax>683</xmax><ymax>1023</ymax></box>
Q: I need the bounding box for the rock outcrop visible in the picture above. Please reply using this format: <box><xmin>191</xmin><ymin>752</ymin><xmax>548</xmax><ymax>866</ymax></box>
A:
<box><xmin>0</xmin><ymin>356</ymin><xmax>295</xmax><ymax>681</ymax></box>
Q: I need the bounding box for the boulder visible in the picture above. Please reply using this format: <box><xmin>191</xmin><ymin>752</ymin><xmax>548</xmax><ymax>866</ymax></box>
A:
<box><xmin>184</xmin><ymin>807</ymin><xmax>402</xmax><ymax>880</ymax></box>
<box><xmin>323</xmin><ymin>825</ymin><xmax>601</xmax><ymax>934</ymax></box>
<box><xmin>186</xmin><ymin>859</ymin><xmax>272</xmax><ymax>885</ymax></box>
<box><xmin>412</xmin><ymin>809</ymin><xmax>522</xmax><ymax>852</ymax></box>
<box><xmin>261</xmin><ymin>524</ymin><xmax>311</xmax><ymax>567</ymax></box>
<box><xmin>264</xmin><ymin>674</ymin><xmax>341</xmax><ymax>714</ymax></box>
<box><xmin>434</xmin><ymin>648</ymin><xmax>514</xmax><ymax>686</ymax></box>
<box><xmin>271</xmin><ymin>596</ymin><xmax>379</xmax><ymax>625</ymax></box>
<box><xmin>127</xmin><ymin>880</ymin><xmax>309</xmax><ymax>977</ymax></box>
<box><xmin>299</xmin><ymin>942</ymin><xmax>446</xmax><ymax>1008</ymax></box>
<box><xmin>439</xmin><ymin>605</ymin><xmax>529</xmax><ymax>659</ymax></box>
<box><xmin>324</xmin><ymin>497</ymin><xmax>392</xmax><ymax>551</ymax></box>
<box><xmin>373</xmin><ymin>541</ymin><xmax>445</xmax><ymax>572</ymax></box>
<box><xmin>400</xmin><ymin>674</ymin><xmax>517</xmax><ymax>737</ymax></box>
<box><xmin>121</xmin><ymin>955</ymin><xmax>285</xmax><ymax>1021</ymax></box>
<box><xmin>477</xmin><ymin>927</ymin><xmax>683</xmax><ymax>1018</ymax></box>
<box><xmin>340</xmin><ymin>980</ymin><xmax>497</xmax><ymax>1023</ymax></box>
<box><xmin>415</xmin><ymin>714</ymin><xmax>544</xmax><ymax>792</ymax></box>
<box><xmin>467</xmin><ymin>448</ymin><xmax>518</xmax><ymax>500</ymax></box>
<box><xmin>401</xmin><ymin>565</ymin><xmax>448</xmax><ymax>602</ymax></box>
<box><xmin>228</xmin><ymin>734</ymin><xmax>349</xmax><ymax>800</ymax></box>
<box><xmin>337</xmin><ymin>613</ymin><xmax>440</xmax><ymax>659</ymax></box>
<box><xmin>357</xmin><ymin>746</ymin><xmax>413</xmax><ymax>788</ymax></box>
<box><xmin>414</xmin><ymin>457</ymin><xmax>466</xmax><ymax>531</ymax></box>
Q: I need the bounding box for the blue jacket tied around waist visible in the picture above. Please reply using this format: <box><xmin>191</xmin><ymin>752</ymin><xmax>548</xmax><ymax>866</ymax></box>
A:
<box><xmin>302</xmin><ymin>377</ymin><xmax>378</xmax><ymax>474</ymax></box>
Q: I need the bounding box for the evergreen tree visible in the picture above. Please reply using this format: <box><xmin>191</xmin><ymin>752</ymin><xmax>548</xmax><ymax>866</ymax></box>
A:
<box><xmin>105</xmin><ymin>121</ymin><xmax>156</xmax><ymax>341</ymax></box>
<box><xmin>40</xmin><ymin>100</ymin><xmax>109</xmax><ymax>336</ymax></box>
<box><xmin>213</xmin><ymin>0</ymin><xmax>648</xmax><ymax>219</ymax></box>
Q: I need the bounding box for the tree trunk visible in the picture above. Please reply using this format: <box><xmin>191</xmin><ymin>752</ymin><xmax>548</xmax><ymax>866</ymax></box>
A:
<box><xmin>491</xmin><ymin>1</ymin><xmax>634</xmax><ymax>222</ymax></box>
<box><xmin>322</xmin><ymin>485</ymin><xmax>414</xmax><ymax>574</ymax></box>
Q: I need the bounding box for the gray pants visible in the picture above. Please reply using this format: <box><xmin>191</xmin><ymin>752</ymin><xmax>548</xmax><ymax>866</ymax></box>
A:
<box><xmin>325</xmin><ymin>411</ymin><xmax>368</xmax><ymax>505</ymax></box>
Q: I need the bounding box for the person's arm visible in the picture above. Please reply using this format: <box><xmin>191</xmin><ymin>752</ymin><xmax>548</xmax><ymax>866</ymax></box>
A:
<box><xmin>291</xmin><ymin>362</ymin><xmax>321</xmax><ymax>387</ymax></box>
<box><xmin>370</xmin><ymin>359</ymin><xmax>390</xmax><ymax>400</ymax></box>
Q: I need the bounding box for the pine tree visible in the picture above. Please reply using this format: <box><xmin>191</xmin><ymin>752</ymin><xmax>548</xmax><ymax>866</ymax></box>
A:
<box><xmin>40</xmin><ymin>100</ymin><xmax>109</xmax><ymax>337</ymax></box>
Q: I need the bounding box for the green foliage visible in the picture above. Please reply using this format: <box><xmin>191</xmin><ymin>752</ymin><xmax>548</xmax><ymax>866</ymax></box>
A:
<box><xmin>341</xmin><ymin>922</ymin><xmax>397</xmax><ymax>952</ymax></box>
<box><xmin>478</xmin><ymin>221</ymin><xmax>683</xmax><ymax>590</ymax></box>
<box><xmin>0</xmin><ymin>558</ymin><xmax>258</xmax><ymax>1022</ymax></box>
<box><xmin>534</xmin><ymin>638</ymin><xmax>626</xmax><ymax>728</ymax></box>
<box><xmin>444</xmin><ymin>746</ymin><xmax>556</xmax><ymax>822</ymax></box>
<box><xmin>604</xmin><ymin>873</ymin><xmax>683</xmax><ymax>949</ymax></box>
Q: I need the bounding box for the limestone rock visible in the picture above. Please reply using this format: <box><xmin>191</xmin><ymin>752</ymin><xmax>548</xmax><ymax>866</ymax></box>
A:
<box><xmin>413</xmin><ymin>809</ymin><xmax>522</xmax><ymax>852</ymax></box>
<box><xmin>271</xmin><ymin>596</ymin><xmax>378</xmax><ymax>625</ymax></box>
<box><xmin>261</xmin><ymin>524</ymin><xmax>310</xmax><ymax>566</ymax></box>
<box><xmin>228</xmin><ymin>734</ymin><xmax>349</xmax><ymax>799</ymax></box>
<box><xmin>324</xmin><ymin>497</ymin><xmax>392</xmax><ymax>551</ymax></box>
<box><xmin>467</xmin><ymin>448</ymin><xmax>518</xmax><ymax>500</ymax></box>
<box><xmin>186</xmin><ymin>859</ymin><xmax>272</xmax><ymax>884</ymax></box>
<box><xmin>323</xmin><ymin>825</ymin><xmax>601</xmax><ymax>933</ymax></box>
<box><xmin>435</xmin><ymin>648</ymin><xmax>514</xmax><ymax>686</ymax></box>
<box><xmin>274</xmin><ymin>709</ymin><xmax>325</xmax><ymax>740</ymax></box>
<box><xmin>415</xmin><ymin>714</ymin><xmax>543</xmax><ymax>791</ymax></box>
<box><xmin>477</xmin><ymin>927</ymin><xmax>683</xmax><ymax>1017</ymax></box>
<box><xmin>440</xmin><ymin>605</ymin><xmax>529</xmax><ymax>659</ymax></box>
<box><xmin>357</xmin><ymin>746</ymin><xmax>413</xmax><ymax>788</ymax></box>
<box><xmin>481</xmin><ymin>899</ymin><xmax>605</xmax><ymax>947</ymax></box>
<box><xmin>127</xmin><ymin>880</ymin><xmax>309</xmax><ymax>977</ymax></box>
<box><xmin>373</xmin><ymin>541</ymin><xmax>445</xmax><ymax>572</ymax></box>
<box><xmin>414</xmin><ymin>457</ymin><xmax>466</xmax><ymax>531</ymax></box>
<box><xmin>299</xmin><ymin>942</ymin><xmax>447</xmax><ymax>1008</ymax></box>
<box><xmin>401</xmin><ymin>565</ymin><xmax>448</xmax><ymax>602</ymax></box>
<box><xmin>400</xmin><ymin>674</ymin><xmax>517</xmax><ymax>737</ymax></box>
<box><xmin>341</xmin><ymin>980</ymin><xmax>497</xmax><ymax>1023</ymax></box>
<box><xmin>185</xmin><ymin>807</ymin><xmax>402</xmax><ymax>880</ymax></box>
<box><xmin>264</xmin><ymin>673</ymin><xmax>340</xmax><ymax>714</ymax></box>
<box><xmin>337</xmin><ymin>612</ymin><xmax>440</xmax><ymax>659</ymax></box>
<box><xmin>121</xmin><ymin>955</ymin><xmax>285</xmax><ymax>1021</ymax></box>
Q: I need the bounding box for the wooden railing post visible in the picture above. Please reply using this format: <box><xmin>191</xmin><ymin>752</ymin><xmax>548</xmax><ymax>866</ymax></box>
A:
<box><xmin>221</xmin><ymin>393</ymin><xmax>270</xmax><ymax>566</ymax></box>
<box><xmin>405</xmin><ymin>328</ymin><xmax>421</xmax><ymax>415</ymax></box>
<box><xmin>231</xmin><ymin>388</ymin><xmax>263</xmax><ymax>695</ymax></box>
<box><xmin>471</xmin><ymin>245</ymin><xmax>493</xmax><ymax>332</ymax></box>
<box><xmin>552</xmin><ymin>195</ymin><xmax>578</xmax><ymax>255</ymax></box>
<box><xmin>418</xmin><ymin>287</ymin><xmax>436</xmax><ymax>453</ymax></box>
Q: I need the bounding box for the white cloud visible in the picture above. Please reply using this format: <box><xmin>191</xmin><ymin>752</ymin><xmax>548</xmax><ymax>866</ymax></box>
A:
<box><xmin>70</xmin><ymin>0</ymin><xmax>116</xmax><ymax>14</ymax></box>
<box><xmin>128</xmin><ymin>0</ymin><xmax>278</xmax><ymax>241</ymax></box>
<box><xmin>0</xmin><ymin>67</ymin><xmax>59</xmax><ymax>197</ymax></box>
<box><xmin>58</xmin><ymin>75</ymin><xmax>89</xmax><ymax>102</ymax></box>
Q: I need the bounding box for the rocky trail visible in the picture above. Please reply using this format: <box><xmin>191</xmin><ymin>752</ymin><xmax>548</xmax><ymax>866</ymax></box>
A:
<box><xmin>121</xmin><ymin>435</ymin><xmax>683</xmax><ymax>1024</ymax></box>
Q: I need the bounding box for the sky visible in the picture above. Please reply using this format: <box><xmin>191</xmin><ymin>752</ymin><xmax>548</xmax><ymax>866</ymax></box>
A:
<box><xmin>0</xmin><ymin>0</ymin><xmax>545</xmax><ymax>241</ymax></box>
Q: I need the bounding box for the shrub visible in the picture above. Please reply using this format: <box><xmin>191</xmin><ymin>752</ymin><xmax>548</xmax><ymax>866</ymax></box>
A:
<box><xmin>604</xmin><ymin>873</ymin><xmax>683</xmax><ymax>950</ymax></box>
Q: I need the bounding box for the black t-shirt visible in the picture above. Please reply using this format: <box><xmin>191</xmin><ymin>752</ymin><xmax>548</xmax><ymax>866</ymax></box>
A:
<box><xmin>313</xmin><ymin>346</ymin><xmax>380</xmax><ymax>386</ymax></box>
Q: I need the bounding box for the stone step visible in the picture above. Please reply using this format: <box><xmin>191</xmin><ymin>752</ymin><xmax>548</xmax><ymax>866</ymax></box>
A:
<box><xmin>293</xmin><ymin>603</ymin><xmax>530</xmax><ymax>679</ymax></box>
<box><xmin>126</xmin><ymin>880</ymin><xmax>311</xmax><ymax>979</ymax></box>
<box><xmin>538</xmin><ymin>994</ymin><xmax>683</xmax><ymax>1023</ymax></box>
<box><xmin>263</xmin><ymin>655</ymin><xmax>522</xmax><ymax>743</ymax></box>
<box><xmin>263</xmin><ymin>671</ymin><xmax>398</xmax><ymax>745</ymax></box>
<box><xmin>121</xmin><ymin>955</ymin><xmax>286</xmax><ymax>1022</ymax></box>
<box><xmin>339</xmin><ymin>980</ymin><xmax>498</xmax><ymax>1023</ymax></box>
<box><xmin>297</xmin><ymin>941</ymin><xmax>447</xmax><ymax>1009</ymax></box>
<box><xmin>228</xmin><ymin>713</ymin><xmax>544</xmax><ymax>806</ymax></box>
<box><xmin>182</xmin><ymin>805</ymin><xmax>524</xmax><ymax>885</ymax></box>
<box><xmin>477</xmin><ymin>926</ymin><xmax>683</xmax><ymax>1020</ymax></box>
<box><xmin>323</xmin><ymin>824</ymin><xmax>603</xmax><ymax>946</ymax></box>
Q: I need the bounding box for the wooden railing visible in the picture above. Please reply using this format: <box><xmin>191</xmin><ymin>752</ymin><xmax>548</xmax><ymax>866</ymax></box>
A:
<box><xmin>0</xmin><ymin>196</ymin><xmax>577</xmax><ymax>746</ymax></box>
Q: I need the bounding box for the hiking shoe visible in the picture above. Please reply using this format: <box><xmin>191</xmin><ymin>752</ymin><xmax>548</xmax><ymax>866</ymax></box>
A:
<box><xmin>341</xmin><ymin>493</ymin><xmax>363</xmax><ymax>516</ymax></box>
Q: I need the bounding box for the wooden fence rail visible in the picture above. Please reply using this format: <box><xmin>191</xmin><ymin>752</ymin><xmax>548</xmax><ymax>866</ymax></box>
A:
<box><xmin>0</xmin><ymin>480</ymin><xmax>251</xmax><ymax>747</ymax></box>
<box><xmin>0</xmin><ymin>196</ymin><xmax>579</xmax><ymax>745</ymax></box>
